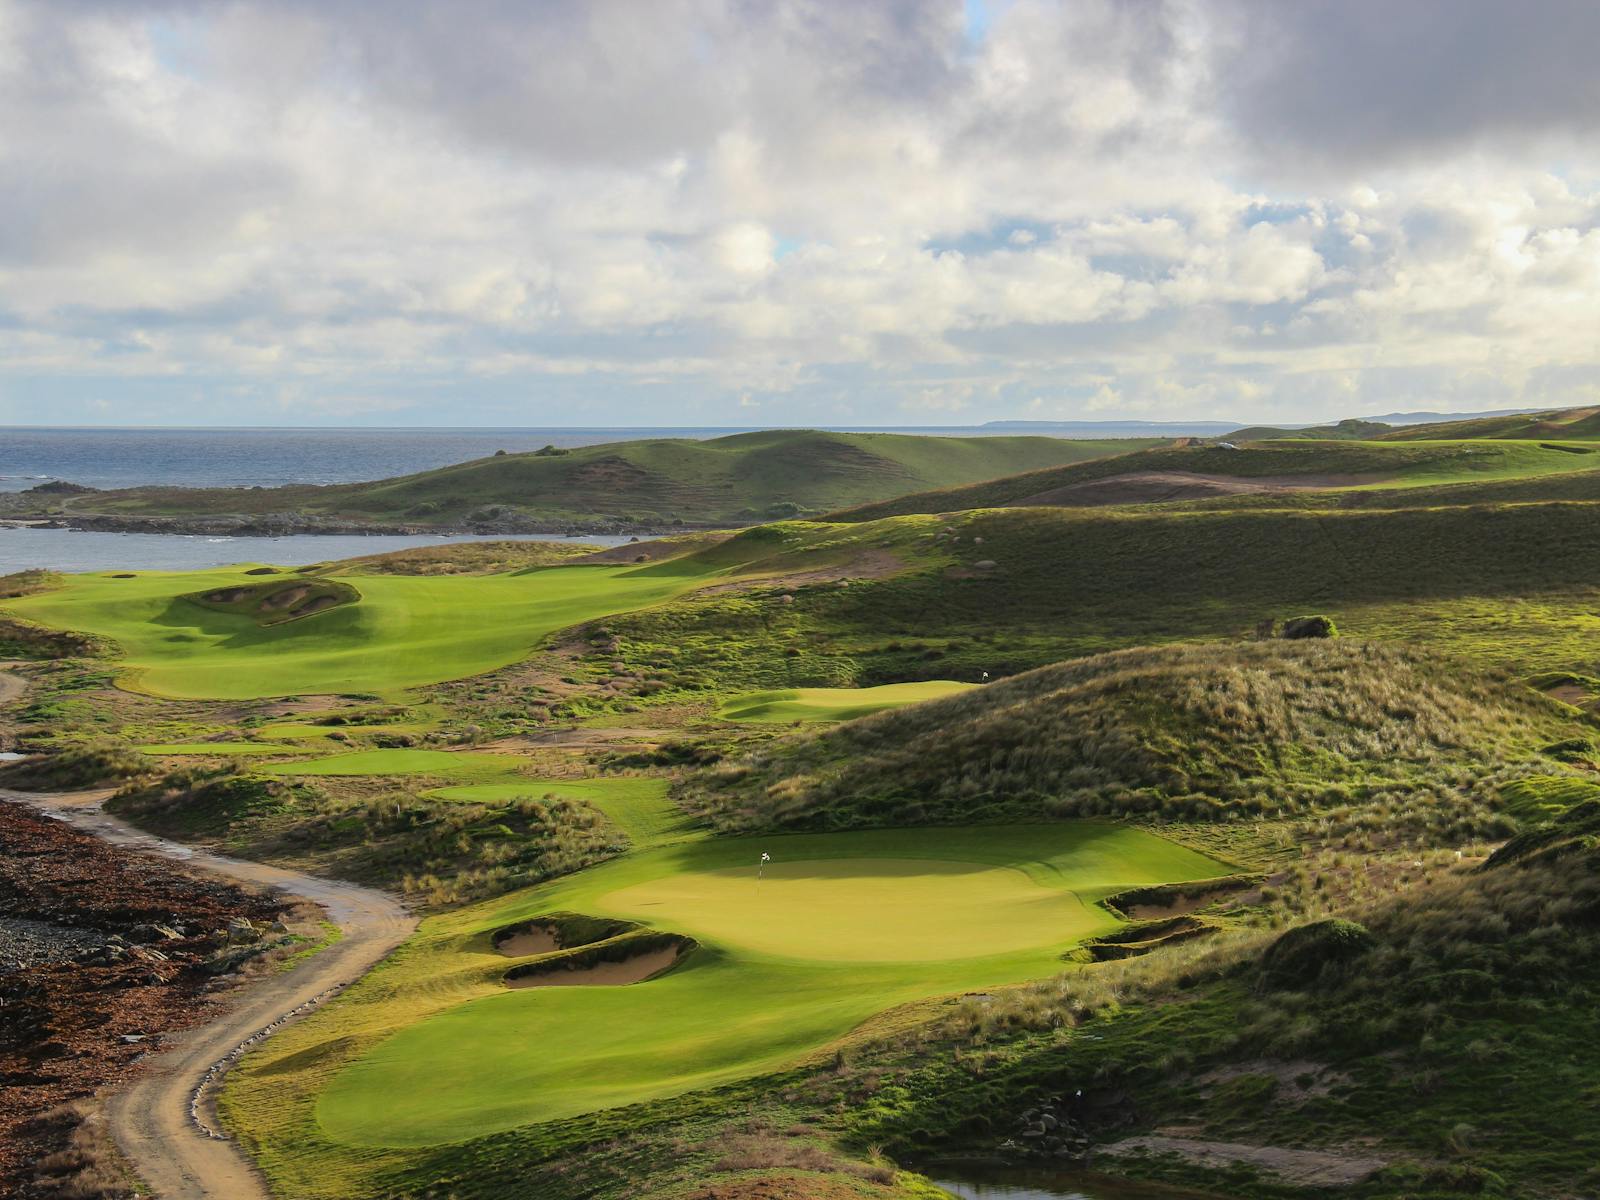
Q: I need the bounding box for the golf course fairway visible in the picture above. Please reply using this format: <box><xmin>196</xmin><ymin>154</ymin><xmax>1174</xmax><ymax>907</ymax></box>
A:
<box><xmin>718</xmin><ymin>680</ymin><xmax>975</xmax><ymax>722</ymax></box>
<box><xmin>268</xmin><ymin>822</ymin><xmax>1227</xmax><ymax>1150</ymax></box>
<box><xmin>0</xmin><ymin>562</ymin><xmax>714</xmax><ymax>699</ymax></box>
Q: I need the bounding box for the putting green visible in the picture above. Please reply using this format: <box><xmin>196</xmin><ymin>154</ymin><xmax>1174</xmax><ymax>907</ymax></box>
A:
<box><xmin>718</xmin><ymin>680</ymin><xmax>974</xmax><ymax>722</ymax></box>
<box><xmin>603</xmin><ymin>859</ymin><xmax>1096</xmax><ymax>961</ymax></box>
<box><xmin>0</xmin><ymin>562</ymin><xmax>714</xmax><ymax>700</ymax></box>
<box><xmin>258</xmin><ymin>750</ymin><xmax>696</xmax><ymax>848</ymax></box>
<box><xmin>259</xmin><ymin>748</ymin><xmax>527</xmax><ymax>779</ymax></box>
<box><xmin>138</xmin><ymin>742</ymin><xmax>308</xmax><ymax>756</ymax></box>
<box><xmin>431</xmin><ymin>776</ymin><xmax>694</xmax><ymax>847</ymax></box>
<box><xmin>290</xmin><ymin>823</ymin><xmax>1228</xmax><ymax>1149</ymax></box>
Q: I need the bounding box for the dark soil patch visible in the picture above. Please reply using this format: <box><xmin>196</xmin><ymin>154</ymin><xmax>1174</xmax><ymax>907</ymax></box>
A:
<box><xmin>0</xmin><ymin>798</ymin><xmax>285</xmax><ymax>1194</ymax></box>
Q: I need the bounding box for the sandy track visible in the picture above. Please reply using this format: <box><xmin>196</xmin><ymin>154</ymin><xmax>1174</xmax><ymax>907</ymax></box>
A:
<box><xmin>0</xmin><ymin>662</ymin><xmax>26</xmax><ymax>706</ymax></box>
<box><xmin>3</xmin><ymin>787</ymin><xmax>416</xmax><ymax>1199</ymax></box>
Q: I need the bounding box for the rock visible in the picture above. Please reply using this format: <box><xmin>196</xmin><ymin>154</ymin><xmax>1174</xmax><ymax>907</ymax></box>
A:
<box><xmin>226</xmin><ymin>918</ymin><xmax>260</xmax><ymax>944</ymax></box>
<box><xmin>267</xmin><ymin>919</ymin><xmax>290</xmax><ymax>934</ymax></box>
<box><xmin>973</xmin><ymin>560</ymin><xmax>997</xmax><ymax>571</ymax></box>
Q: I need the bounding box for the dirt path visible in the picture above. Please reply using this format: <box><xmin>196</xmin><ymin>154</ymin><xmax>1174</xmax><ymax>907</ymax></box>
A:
<box><xmin>3</xmin><ymin>786</ymin><xmax>416</xmax><ymax>1199</ymax></box>
<box><xmin>0</xmin><ymin>662</ymin><xmax>26</xmax><ymax>706</ymax></box>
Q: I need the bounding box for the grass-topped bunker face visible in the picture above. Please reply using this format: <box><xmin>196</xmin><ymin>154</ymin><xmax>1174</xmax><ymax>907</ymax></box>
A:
<box><xmin>717</xmin><ymin>680</ymin><xmax>974</xmax><ymax>723</ymax></box>
<box><xmin>304</xmin><ymin>822</ymin><xmax>1226</xmax><ymax>1148</ymax></box>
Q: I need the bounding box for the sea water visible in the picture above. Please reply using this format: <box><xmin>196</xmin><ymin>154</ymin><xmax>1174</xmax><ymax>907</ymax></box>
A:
<box><xmin>0</xmin><ymin>528</ymin><xmax>639</xmax><ymax>574</ymax></box>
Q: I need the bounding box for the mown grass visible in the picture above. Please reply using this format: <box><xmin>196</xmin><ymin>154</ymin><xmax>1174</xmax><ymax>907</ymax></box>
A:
<box><xmin>222</xmin><ymin>820</ymin><xmax>1226</xmax><ymax>1195</ymax></box>
<box><xmin>0</xmin><ymin>562</ymin><xmax>718</xmax><ymax>699</ymax></box>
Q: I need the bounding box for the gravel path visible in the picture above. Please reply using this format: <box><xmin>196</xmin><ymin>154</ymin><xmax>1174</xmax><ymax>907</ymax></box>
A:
<box><xmin>7</xmin><ymin>786</ymin><xmax>417</xmax><ymax>1200</ymax></box>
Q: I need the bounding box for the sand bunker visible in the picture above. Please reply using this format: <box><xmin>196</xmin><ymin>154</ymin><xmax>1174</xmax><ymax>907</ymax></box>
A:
<box><xmin>505</xmin><ymin>944</ymin><xmax>683</xmax><ymax>989</ymax></box>
<box><xmin>261</xmin><ymin>584</ymin><xmax>311</xmax><ymax>610</ymax></box>
<box><xmin>495</xmin><ymin>924</ymin><xmax>560</xmax><ymax>958</ymax></box>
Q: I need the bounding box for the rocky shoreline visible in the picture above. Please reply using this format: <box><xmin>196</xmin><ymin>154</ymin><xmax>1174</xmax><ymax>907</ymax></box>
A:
<box><xmin>0</xmin><ymin>796</ymin><xmax>289</xmax><ymax>1196</ymax></box>
<box><xmin>0</xmin><ymin>510</ymin><xmax>697</xmax><ymax>539</ymax></box>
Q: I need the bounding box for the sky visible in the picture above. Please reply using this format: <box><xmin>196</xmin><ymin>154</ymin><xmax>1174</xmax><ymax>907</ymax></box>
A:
<box><xmin>0</xmin><ymin>0</ymin><xmax>1596</xmax><ymax>428</ymax></box>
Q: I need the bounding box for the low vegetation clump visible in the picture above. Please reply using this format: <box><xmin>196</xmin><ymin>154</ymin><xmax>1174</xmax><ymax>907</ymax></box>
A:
<box><xmin>110</xmin><ymin>765</ymin><xmax>620</xmax><ymax>903</ymax></box>
<box><xmin>0</xmin><ymin>740</ymin><xmax>148</xmax><ymax>791</ymax></box>
<box><xmin>688</xmin><ymin>641</ymin><xmax>1573</xmax><ymax>834</ymax></box>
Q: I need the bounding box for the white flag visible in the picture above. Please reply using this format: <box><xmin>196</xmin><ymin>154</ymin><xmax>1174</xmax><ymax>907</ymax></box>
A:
<box><xmin>760</xmin><ymin>852</ymin><xmax>771</xmax><ymax>862</ymax></box>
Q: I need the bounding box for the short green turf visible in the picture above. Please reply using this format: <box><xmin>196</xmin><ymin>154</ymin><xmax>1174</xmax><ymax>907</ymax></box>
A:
<box><xmin>430</xmin><ymin>776</ymin><xmax>693</xmax><ymax>847</ymax></box>
<box><xmin>1</xmin><ymin>563</ymin><xmax>714</xmax><ymax>700</ymax></box>
<box><xmin>717</xmin><ymin>680</ymin><xmax>974</xmax><ymax>722</ymax></box>
<box><xmin>282</xmin><ymin>822</ymin><xmax>1226</xmax><ymax>1150</ymax></box>
<box><xmin>259</xmin><ymin>748</ymin><xmax>529</xmax><ymax>779</ymax></box>
<box><xmin>138</xmin><ymin>742</ymin><xmax>308</xmax><ymax>756</ymax></box>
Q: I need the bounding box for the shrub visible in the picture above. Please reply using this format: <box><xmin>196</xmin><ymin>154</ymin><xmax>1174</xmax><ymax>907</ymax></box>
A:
<box><xmin>1259</xmin><ymin>918</ymin><xmax>1375</xmax><ymax>988</ymax></box>
<box><xmin>1281</xmin><ymin>614</ymin><xmax>1338</xmax><ymax>639</ymax></box>
<box><xmin>0</xmin><ymin>742</ymin><xmax>147</xmax><ymax>790</ymax></box>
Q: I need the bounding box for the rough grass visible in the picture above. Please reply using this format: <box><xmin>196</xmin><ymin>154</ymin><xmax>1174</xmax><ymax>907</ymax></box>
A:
<box><xmin>850</xmin><ymin>813</ymin><xmax>1600</xmax><ymax>1199</ymax></box>
<box><xmin>687</xmin><ymin>641</ymin><xmax>1576</xmax><ymax>834</ymax></box>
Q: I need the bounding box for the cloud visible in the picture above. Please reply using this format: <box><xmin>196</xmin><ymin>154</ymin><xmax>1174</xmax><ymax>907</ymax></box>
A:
<box><xmin>0</xmin><ymin>0</ymin><xmax>1595</xmax><ymax>426</ymax></box>
<box><xmin>1214</xmin><ymin>0</ymin><xmax>1600</xmax><ymax>174</ymax></box>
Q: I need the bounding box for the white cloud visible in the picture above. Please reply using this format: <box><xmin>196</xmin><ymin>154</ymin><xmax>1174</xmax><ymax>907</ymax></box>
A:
<box><xmin>0</xmin><ymin>0</ymin><xmax>1594</xmax><ymax>426</ymax></box>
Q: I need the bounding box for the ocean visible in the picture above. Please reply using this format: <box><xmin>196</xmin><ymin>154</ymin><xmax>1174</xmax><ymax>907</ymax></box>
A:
<box><xmin>0</xmin><ymin>528</ymin><xmax>639</xmax><ymax>574</ymax></box>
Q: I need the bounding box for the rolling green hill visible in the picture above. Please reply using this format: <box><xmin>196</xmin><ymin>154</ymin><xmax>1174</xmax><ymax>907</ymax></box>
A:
<box><xmin>1224</xmin><ymin>418</ymin><xmax>1395</xmax><ymax>441</ymax></box>
<box><xmin>687</xmin><ymin>641</ymin><xmax>1572</xmax><ymax>833</ymax></box>
<box><xmin>6</xmin><ymin>430</ymin><xmax>1156</xmax><ymax>531</ymax></box>
<box><xmin>827</xmin><ymin>438</ymin><xmax>1600</xmax><ymax>520</ymax></box>
<box><xmin>1375</xmin><ymin>405</ymin><xmax>1600</xmax><ymax>441</ymax></box>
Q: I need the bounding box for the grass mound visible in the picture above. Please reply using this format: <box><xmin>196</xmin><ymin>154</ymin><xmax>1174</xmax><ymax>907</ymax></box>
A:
<box><xmin>688</xmin><ymin>641</ymin><xmax>1573</xmax><ymax>833</ymax></box>
<box><xmin>184</xmin><ymin>576</ymin><xmax>359</xmax><ymax>626</ymax></box>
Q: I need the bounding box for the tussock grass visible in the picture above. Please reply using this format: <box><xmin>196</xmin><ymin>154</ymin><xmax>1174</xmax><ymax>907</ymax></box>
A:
<box><xmin>689</xmin><ymin>641</ymin><xmax>1572</xmax><ymax>834</ymax></box>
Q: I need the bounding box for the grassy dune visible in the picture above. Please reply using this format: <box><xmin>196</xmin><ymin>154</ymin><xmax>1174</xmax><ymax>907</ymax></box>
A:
<box><xmin>227</xmin><ymin>819</ymin><xmax>1226</xmax><ymax>1187</ymax></box>
<box><xmin>690</xmin><ymin>640</ymin><xmax>1573</xmax><ymax>834</ymax></box>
